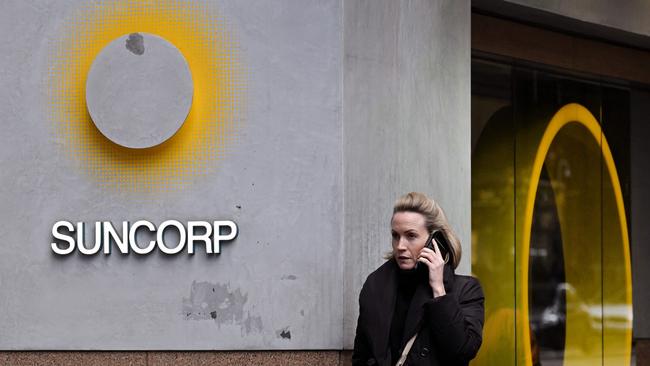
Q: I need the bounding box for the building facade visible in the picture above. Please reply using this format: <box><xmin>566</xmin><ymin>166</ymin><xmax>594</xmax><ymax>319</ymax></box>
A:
<box><xmin>0</xmin><ymin>0</ymin><xmax>648</xmax><ymax>364</ymax></box>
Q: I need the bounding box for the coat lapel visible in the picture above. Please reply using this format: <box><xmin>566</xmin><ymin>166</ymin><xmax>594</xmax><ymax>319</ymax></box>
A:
<box><xmin>373</xmin><ymin>260</ymin><xmax>398</xmax><ymax>363</ymax></box>
<box><xmin>400</xmin><ymin>264</ymin><xmax>456</xmax><ymax>346</ymax></box>
<box><xmin>400</xmin><ymin>277</ymin><xmax>430</xmax><ymax>346</ymax></box>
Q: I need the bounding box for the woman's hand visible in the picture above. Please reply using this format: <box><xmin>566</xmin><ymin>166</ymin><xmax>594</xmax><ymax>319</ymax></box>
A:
<box><xmin>418</xmin><ymin>240</ymin><xmax>446</xmax><ymax>298</ymax></box>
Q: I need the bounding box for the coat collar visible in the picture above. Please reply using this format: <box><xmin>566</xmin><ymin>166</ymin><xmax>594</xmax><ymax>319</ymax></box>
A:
<box><xmin>401</xmin><ymin>262</ymin><xmax>455</xmax><ymax>345</ymax></box>
<box><xmin>375</xmin><ymin>259</ymin><xmax>456</xmax><ymax>358</ymax></box>
<box><xmin>370</xmin><ymin>259</ymin><xmax>457</xmax><ymax>363</ymax></box>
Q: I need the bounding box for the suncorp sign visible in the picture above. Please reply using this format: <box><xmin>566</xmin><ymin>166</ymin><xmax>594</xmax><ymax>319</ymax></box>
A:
<box><xmin>51</xmin><ymin>220</ymin><xmax>238</xmax><ymax>255</ymax></box>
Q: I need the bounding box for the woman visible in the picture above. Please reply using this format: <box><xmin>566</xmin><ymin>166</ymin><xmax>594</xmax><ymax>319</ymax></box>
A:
<box><xmin>352</xmin><ymin>192</ymin><xmax>484</xmax><ymax>366</ymax></box>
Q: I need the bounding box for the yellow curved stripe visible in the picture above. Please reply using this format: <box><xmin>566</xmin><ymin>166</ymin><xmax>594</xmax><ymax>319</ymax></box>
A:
<box><xmin>472</xmin><ymin>103</ymin><xmax>632</xmax><ymax>366</ymax></box>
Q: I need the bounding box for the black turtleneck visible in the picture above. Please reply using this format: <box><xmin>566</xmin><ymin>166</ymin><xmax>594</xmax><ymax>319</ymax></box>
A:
<box><xmin>389</xmin><ymin>267</ymin><xmax>426</xmax><ymax>363</ymax></box>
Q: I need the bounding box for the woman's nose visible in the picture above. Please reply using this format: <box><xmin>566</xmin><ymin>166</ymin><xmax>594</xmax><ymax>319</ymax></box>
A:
<box><xmin>396</xmin><ymin>237</ymin><xmax>407</xmax><ymax>250</ymax></box>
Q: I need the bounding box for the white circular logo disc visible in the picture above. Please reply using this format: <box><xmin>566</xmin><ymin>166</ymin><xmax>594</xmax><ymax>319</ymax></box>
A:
<box><xmin>86</xmin><ymin>33</ymin><xmax>194</xmax><ymax>149</ymax></box>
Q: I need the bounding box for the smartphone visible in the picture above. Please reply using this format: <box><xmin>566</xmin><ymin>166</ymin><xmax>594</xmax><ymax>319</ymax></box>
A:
<box><xmin>415</xmin><ymin>230</ymin><xmax>451</xmax><ymax>270</ymax></box>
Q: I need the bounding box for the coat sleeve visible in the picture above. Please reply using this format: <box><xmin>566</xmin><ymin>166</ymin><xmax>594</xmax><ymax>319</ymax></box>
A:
<box><xmin>422</xmin><ymin>276</ymin><xmax>484</xmax><ymax>363</ymax></box>
<box><xmin>352</xmin><ymin>285</ymin><xmax>375</xmax><ymax>366</ymax></box>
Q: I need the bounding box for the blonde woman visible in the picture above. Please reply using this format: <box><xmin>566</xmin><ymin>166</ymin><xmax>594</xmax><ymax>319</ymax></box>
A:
<box><xmin>352</xmin><ymin>192</ymin><xmax>484</xmax><ymax>366</ymax></box>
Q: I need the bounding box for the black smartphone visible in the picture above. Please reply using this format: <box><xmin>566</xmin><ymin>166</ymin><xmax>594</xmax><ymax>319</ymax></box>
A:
<box><xmin>432</xmin><ymin>230</ymin><xmax>451</xmax><ymax>263</ymax></box>
<box><xmin>415</xmin><ymin>230</ymin><xmax>451</xmax><ymax>270</ymax></box>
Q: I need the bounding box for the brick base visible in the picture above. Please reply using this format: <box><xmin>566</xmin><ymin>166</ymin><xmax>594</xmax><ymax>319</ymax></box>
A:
<box><xmin>0</xmin><ymin>351</ymin><xmax>354</xmax><ymax>366</ymax></box>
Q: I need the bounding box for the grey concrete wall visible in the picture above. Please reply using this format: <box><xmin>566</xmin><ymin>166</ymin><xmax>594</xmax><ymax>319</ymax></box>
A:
<box><xmin>631</xmin><ymin>90</ymin><xmax>650</xmax><ymax>339</ymax></box>
<box><xmin>343</xmin><ymin>0</ymin><xmax>471</xmax><ymax>349</ymax></box>
<box><xmin>0</xmin><ymin>0</ymin><xmax>473</xmax><ymax>351</ymax></box>
<box><xmin>0</xmin><ymin>0</ymin><xmax>342</xmax><ymax>349</ymax></box>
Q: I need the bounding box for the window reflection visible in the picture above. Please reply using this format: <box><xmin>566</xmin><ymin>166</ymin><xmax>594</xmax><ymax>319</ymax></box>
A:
<box><xmin>471</xmin><ymin>58</ymin><xmax>633</xmax><ymax>366</ymax></box>
<box><xmin>529</xmin><ymin>167</ymin><xmax>566</xmax><ymax>365</ymax></box>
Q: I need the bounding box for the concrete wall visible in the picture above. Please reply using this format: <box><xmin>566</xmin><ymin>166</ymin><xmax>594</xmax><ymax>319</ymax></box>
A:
<box><xmin>343</xmin><ymin>0</ymin><xmax>471</xmax><ymax>349</ymax></box>
<box><xmin>0</xmin><ymin>0</ymin><xmax>342</xmax><ymax>350</ymax></box>
<box><xmin>0</xmin><ymin>0</ymin><xmax>472</xmax><ymax>351</ymax></box>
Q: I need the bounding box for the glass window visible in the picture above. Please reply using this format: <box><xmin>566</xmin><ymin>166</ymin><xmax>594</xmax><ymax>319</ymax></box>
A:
<box><xmin>471</xmin><ymin>58</ymin><xmax>633</xmax><ymax>366</ymax></box>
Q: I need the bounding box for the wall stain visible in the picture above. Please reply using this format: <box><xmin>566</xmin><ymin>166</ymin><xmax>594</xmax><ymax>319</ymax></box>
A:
<box><xmin>276</xmin><ymin>327</ymin><xmax>291</xmax><ymax>340</ymax></box>
<box><xmin>183</xmin><ymin>281</ymin><xmax>263</xmax><ymax>335</ymax></box>
<box><xmin>243</xmin><ymin>311</ymin><xmax>263</xmax><ymax>334</ymax></box>
<box><xmin>281</xmin><ymin>275</ymin><xmax>297</xmax><ymax>280</ymax></box>
<box><xmin>125</xmin><ymin>33</ymin><xmax>144</xmax><ymax>55</ymax></box>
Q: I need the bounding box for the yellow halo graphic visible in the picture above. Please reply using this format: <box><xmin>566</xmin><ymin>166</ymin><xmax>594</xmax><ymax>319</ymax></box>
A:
<box><xmin>48</xmin><ymin>0</ymin><xmax>246</xmax><ymax>192</ymax></box>
<box><xmin>472</xmin><ymin>103</ymin><xmax>632</xmax><ymax>365</ymax></box>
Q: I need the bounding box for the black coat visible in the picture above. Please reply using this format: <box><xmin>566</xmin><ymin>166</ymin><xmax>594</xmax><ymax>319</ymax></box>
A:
<box><xmin>352</xmin><ymin>259</ymin><xmax>484</xmax><ymax>366</ymax></box>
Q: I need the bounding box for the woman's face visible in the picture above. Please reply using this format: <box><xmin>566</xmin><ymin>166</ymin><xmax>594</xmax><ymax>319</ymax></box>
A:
<box><xmin>391</xmin><ymin>211</ymin><xmax>429</xmax><ymax>270</ymax></box>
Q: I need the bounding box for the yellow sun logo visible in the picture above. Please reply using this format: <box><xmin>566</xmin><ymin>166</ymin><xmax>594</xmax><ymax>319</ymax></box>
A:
<box><xmin>48</xmin><ymin>0</ymin><xmax>246</xmax><ymax>192</ymax></box>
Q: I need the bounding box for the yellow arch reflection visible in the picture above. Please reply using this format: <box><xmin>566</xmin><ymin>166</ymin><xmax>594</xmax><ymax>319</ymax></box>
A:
<box><xmin>472</xmin><ymin>103</ymin><xmax>632</xmax><ymax>366</ymax></box>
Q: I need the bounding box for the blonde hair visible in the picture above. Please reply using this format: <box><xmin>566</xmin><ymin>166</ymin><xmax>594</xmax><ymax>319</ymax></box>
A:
<box><xmin>387</xmin><ymin>192</ymin><xmax>462</xmax><ymax>269</ymax></box>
